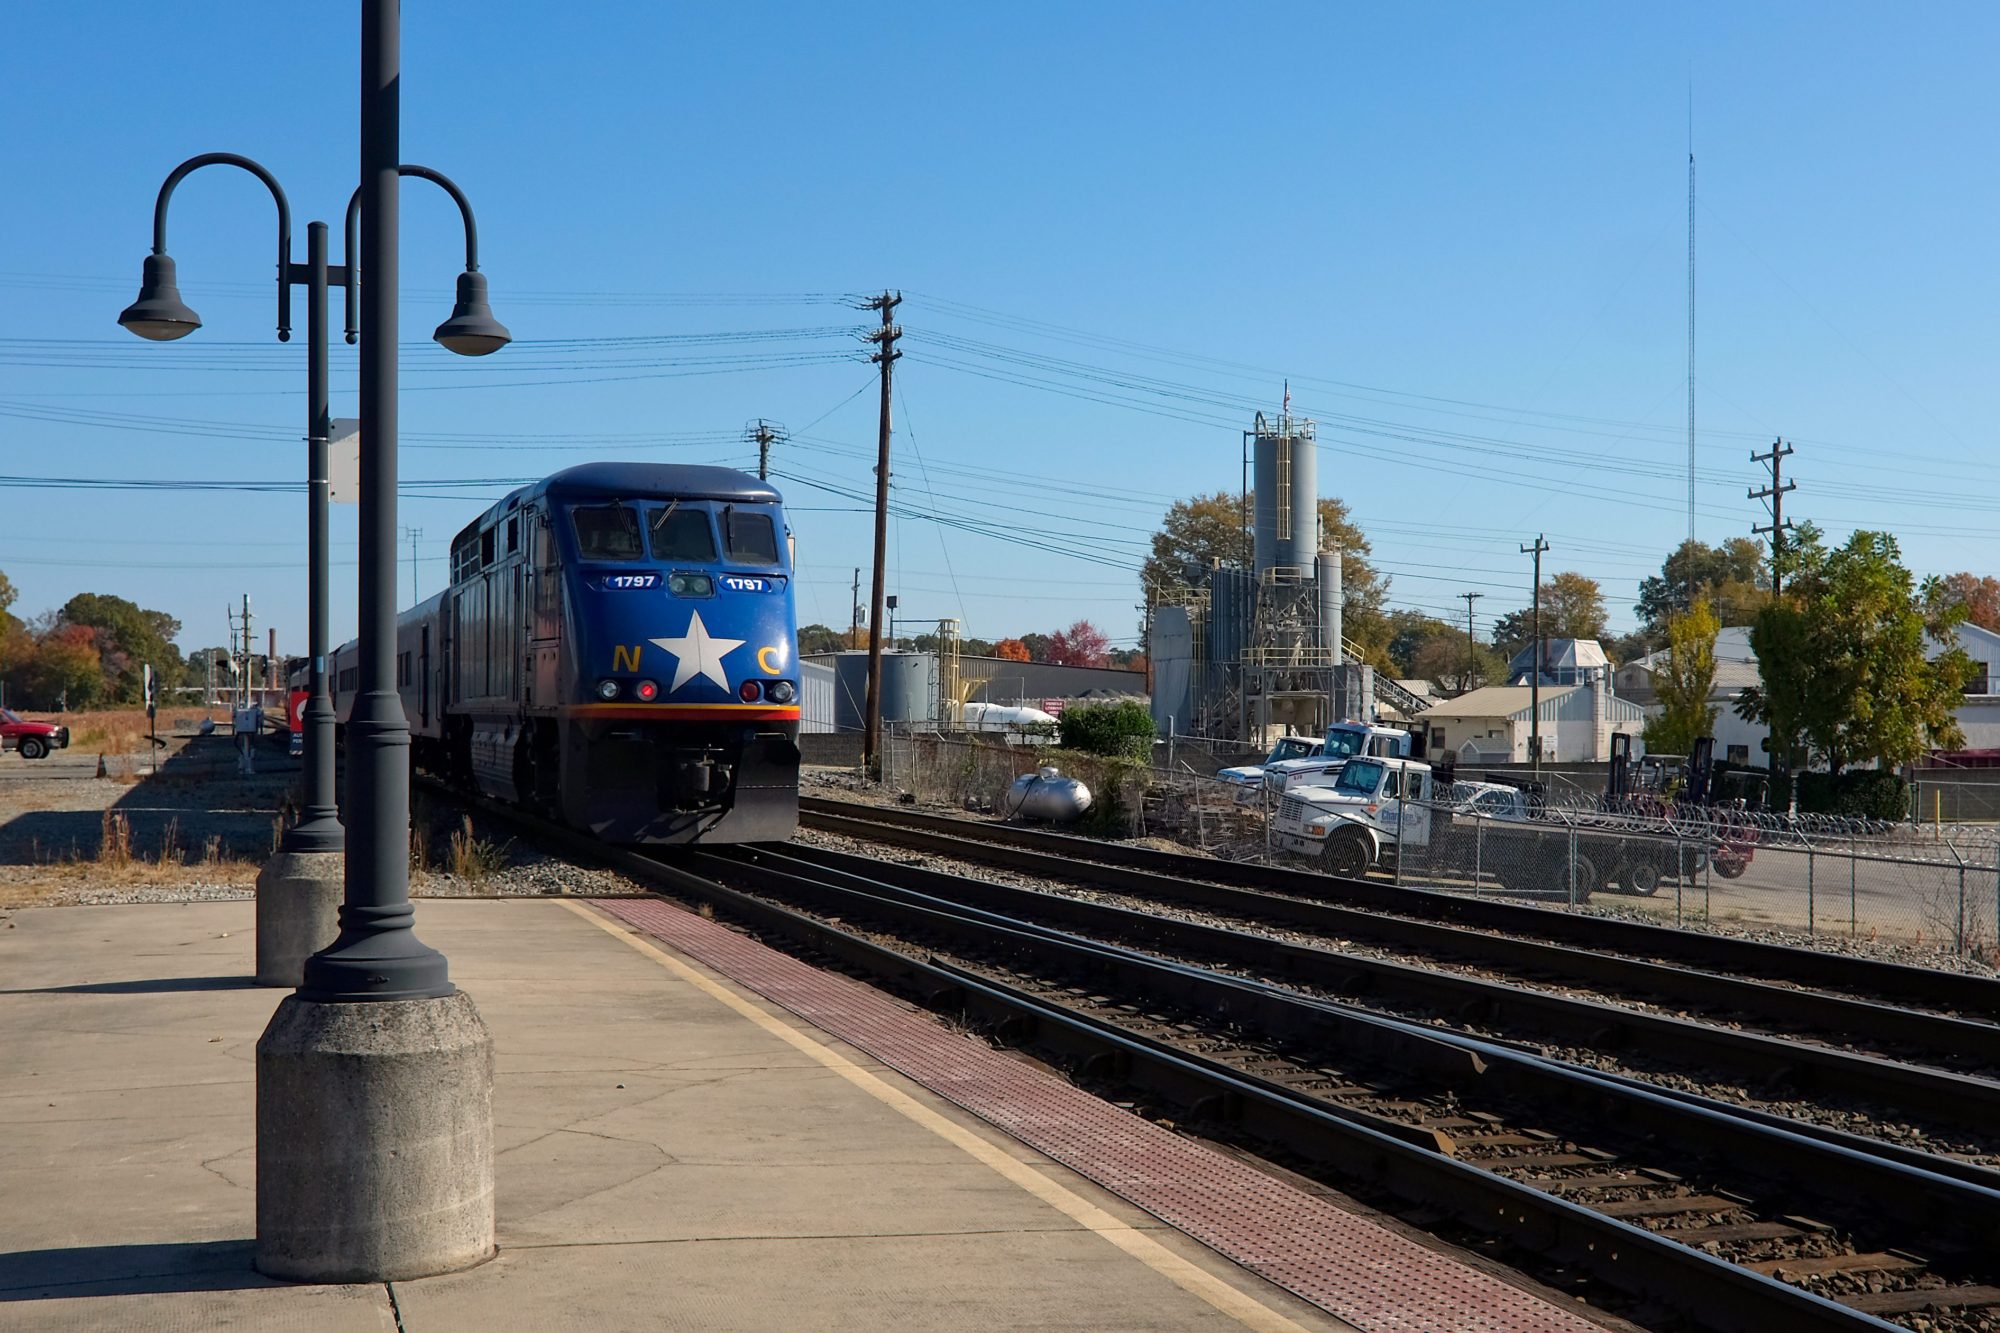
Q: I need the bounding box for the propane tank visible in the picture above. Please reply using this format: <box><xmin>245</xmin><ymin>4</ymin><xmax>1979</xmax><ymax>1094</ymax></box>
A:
<box><xmin>1001</xmin><ymin>765</ymin><xmax>1093</xmax><ymax>823</ymax></box>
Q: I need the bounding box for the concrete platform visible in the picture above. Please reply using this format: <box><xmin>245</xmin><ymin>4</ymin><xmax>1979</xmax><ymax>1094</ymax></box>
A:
<box><xmin>0</xmin><ymin>894</ymin><xmax>1602</xmax><ymax>1331</ymax></box>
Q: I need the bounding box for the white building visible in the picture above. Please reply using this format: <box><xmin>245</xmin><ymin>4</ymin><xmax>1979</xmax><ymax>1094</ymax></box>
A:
<box><xmin>1419</xmin><ymin>680</ymin><xmax>1644</xmax><ymax>764</ymax></box>
<box><xmin>1614</xmin><ymin>621</ymin><xmax>2000</xmax><ymax>762</ymax></box>
<box><xmin>1614</xmin><ymin>626</ymin><xmax>1767</xmax><ymax>764</ymax></box>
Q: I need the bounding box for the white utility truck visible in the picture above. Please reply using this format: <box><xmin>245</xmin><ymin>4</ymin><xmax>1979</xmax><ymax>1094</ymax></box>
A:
<box><xmin>1272</xmin><ymin>758</ymin><xmax>1704</xmax><ymax>897</ymax></box>
<box><xmin>1218</xmin><ymin>721</ymin><xmax>1414</xmax><ymax>803</ymax></box>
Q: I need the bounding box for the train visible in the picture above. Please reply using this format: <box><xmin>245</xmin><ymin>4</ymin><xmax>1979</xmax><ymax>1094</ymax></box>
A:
<box><xmin>316</xmin><ymin>462</ymin><xmax>802</xmax><ymax>844</ymax></box>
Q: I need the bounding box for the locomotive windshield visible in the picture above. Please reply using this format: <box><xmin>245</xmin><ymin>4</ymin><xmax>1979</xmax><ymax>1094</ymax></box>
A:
<box><xmin>571</xmin><ymin>504</ymin><xmax>643</xmax><ymax>561</ymax></box>
<box><xmin>723</xmin><ymin>507</ymin><xmax>780</xmax><ymax>565</ymax></box>
<box><xmin>648</xmin><ymin>504</ymin><xmax>718</xmax><ymax>561</ymax></box>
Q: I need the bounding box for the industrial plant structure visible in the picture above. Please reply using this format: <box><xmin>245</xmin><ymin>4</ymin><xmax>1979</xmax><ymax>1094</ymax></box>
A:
<box><xmin>1148</xmin><ymin>405</ymin><xmax>1422</xmax><ymax>743</ymax></box>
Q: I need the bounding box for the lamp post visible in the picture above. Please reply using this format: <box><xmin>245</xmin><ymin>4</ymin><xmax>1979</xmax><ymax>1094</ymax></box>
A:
<box><xmin>121</xmin><ymin>0</ymin><xmax>508</xmax><ymax>1281</ymax></box>
<box><xmin>118</xmin><ymin>157</ymin><xmax>506</xmax><ymax>989</ymax></box>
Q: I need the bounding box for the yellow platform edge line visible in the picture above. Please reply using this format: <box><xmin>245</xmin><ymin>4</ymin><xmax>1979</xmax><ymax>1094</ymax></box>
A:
<box><xmin>559</xmin><ymin>898</ymin><xmax>1315</xmax><ymax>1333</ymax></box>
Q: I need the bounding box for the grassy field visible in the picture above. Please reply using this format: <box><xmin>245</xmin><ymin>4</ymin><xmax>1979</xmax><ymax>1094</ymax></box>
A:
<box><xmin>15</xmin><ymin>707</ymin><xmax>228</xmax><ymax>753</ymax></box>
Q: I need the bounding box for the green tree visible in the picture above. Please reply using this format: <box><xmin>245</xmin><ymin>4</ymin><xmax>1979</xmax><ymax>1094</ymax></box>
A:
<box><xmin>797</xmin><ymin>623</ymin><xmax>847</xmax><ymax>655</ymax></box>
<box><xmin>1139</xmin><ymin>490</ymin><xmax>1391</xmax><ymax>666</ymax></box>
<box><xmin>0</xmin><ymin>568</ymin><xmax>16</xmax><ymax>633</ymax></box>
<box><xmin>1635</xmin><ymin>538</ymin><xmax>1770</xmax><ymax>634</ymax></box>
<box><xmin>1057</xmin><ymin>699</ymin><xmax>1155</xmax><ymax>759</ymax></box>
<box><xmin>1384</xmin><ymin>609</ymin><xmax>1452</xmax><ymax>676</ymax></box>
<box><xmin>1642</xmin><ymin>598</ymin><xmax>1720</xmax><ymax>756</ymax></box>
<box><xmin>1737</xmin><ymin>531</ymin><xmax>1974</xmax><ymax>775</ymax></box>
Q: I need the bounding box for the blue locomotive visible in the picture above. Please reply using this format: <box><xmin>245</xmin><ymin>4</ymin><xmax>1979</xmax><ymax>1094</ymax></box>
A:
<box><xmin>328</xmin><ymin>462</ymin><xmax>801</xmax><ymax>843</ymax></box>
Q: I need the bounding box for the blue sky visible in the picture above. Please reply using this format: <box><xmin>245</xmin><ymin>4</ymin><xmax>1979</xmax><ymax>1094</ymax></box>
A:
<box><xmin>4</xmin><ymin>3</ymin><xmax>1997</xmax><ymax>658</ymax></box>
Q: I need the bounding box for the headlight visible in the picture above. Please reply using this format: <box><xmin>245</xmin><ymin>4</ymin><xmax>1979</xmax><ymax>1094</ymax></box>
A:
<box><xmin>668</xmin><ymin>572</ymin><xmax>714</xmax><ymax>597</ymax></box>
<box><xmin>766</xmin><ymin>680</ymin><xmax>796</xmax><ymax>703</ymax></box>
<box><xmin>596</xmin><ymin>678</ymin><xmax>621</xmax><ymax>701</ymax></box>
<box><xmin>635</xmin><ymin>679</ymin><xmax>659</xmax><ymax>702</ymax></box>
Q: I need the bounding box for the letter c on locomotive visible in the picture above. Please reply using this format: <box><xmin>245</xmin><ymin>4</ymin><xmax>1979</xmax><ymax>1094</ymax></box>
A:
<box><xmin>756</xmin><ymin>646</ymin><xmax>782</xmax><ymax>675</ymax></box>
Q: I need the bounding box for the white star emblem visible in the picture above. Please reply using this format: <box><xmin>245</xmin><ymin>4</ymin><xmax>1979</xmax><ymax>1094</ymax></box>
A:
<box><xmin>651</xmin><ymin>611</ymin><xmax>746</xmax><ymax>693</ymax></box>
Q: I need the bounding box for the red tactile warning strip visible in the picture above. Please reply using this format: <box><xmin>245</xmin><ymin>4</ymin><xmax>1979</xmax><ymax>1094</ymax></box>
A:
<box><xmin>595</xmin><ymin>896</ymin><xmax>1603</xmax><ymax>1333</ymax></box>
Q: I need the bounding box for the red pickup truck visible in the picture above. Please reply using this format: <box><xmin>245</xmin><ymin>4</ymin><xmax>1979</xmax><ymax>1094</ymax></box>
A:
<box><xmin>0</xmin><ymin>708</ymin><xmax>69</xmax><ymax>760</ymax></box>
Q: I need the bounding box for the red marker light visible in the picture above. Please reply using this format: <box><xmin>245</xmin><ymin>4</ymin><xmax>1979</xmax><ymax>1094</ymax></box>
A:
<box><xmin>739</xmin><ymin>680</ymin><xmax>761</xmax><ymax>702</ymax></box>
<box><xmin>635</xmin><ymin>679</ymin><xmax>659</xmax><ymax>702</ymax></box>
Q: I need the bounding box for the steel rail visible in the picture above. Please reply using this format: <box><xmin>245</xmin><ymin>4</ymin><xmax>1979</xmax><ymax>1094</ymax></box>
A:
<box><xmin>780</xmin><ymin>837</ymin><xmax>2000</xmax><ymax>1134</ymax></box>
<box><xmin>529</xmin><ymin>834</ymin><xmax>1903</xmax><ymax>1330</ymax></box>
<box><xmin>410</xmin><ymin>782</ymin><xmax>1952</xmax><ymax>1328</ymax></box>
<box><xmin>802</xmin><ymin>797</ymin><xmax>2000</xmax><ymax>1017</ymax></box>
<box><xmin>804</xmin><ymin>807</ymin><xmax>2000</xmax><ymax>1068</ymax></box>
<box><xmin>680</xmin><ymin>844</ymin><xmax>1933</xmax><ymax>1330</ymax></box>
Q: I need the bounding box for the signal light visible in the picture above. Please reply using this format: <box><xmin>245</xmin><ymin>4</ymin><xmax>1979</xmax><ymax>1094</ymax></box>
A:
<box><xmin>596</xmin><ymin>678</ymin><xmax>621</xmax><ymax>701</ymax></box>
<box><xmin>635</xmin><ymin>679</ymin><xmax>659</xmax><ymax>702</ymax></box>
<box><xmin>766</xmin><ymin>680</ymin><xmax>796</xmax><ymax>704</ymax></box>
<box><xmin>739</xmin><ymin>680</ymin><xmax>761</xmax><ymax>702</ymax></box>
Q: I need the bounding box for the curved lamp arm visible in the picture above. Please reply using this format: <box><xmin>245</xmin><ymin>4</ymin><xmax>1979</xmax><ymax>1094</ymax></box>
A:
<box><xmin>152</xmin><ymin>152</ymin><xmax>294</xmax><ymax>341</ymax></box>
<box><xmin>342</xmin><ymin>164</ymin><xmax>482</xmax><ymax>345</ymax></box>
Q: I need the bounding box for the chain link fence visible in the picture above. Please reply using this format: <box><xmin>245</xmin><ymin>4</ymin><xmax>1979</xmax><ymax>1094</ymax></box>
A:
<box><xmin>1384</xmin><ymin>801</ymin><xmax>2000</xmax><ymax>955</ymax></box>
<box><xmin>865</xmin><ymin>729</ymin><xmax>2000</xmax><ymax>961</ymax></box>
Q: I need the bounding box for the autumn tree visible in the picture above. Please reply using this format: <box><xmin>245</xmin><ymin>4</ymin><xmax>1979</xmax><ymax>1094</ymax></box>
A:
<box><xmin>1737</xmin><ymin>531</ymin><xmax>1975</xmax><ymax>775</ymax></box>
<box><xmin>1046</xmin><ymin>620</ymin><xmax>1110</xmax><ymax>667</ymax></box>
<box><xmin>59</xmin><ymin>592</ymin><xmax>182</xmax><ymax>704</ymax></box>
<box><xmin>14</xmin><ymin>623</ymin><xmax>103</xmax><ymax>710</ymax></box>
<box><xmin>1642</xmin><ymin>597</ymin><xmax>1720</xmax><ymax>756</ymax></box>
<box><xmin>0</xmin><ymin>568</ymin><xmax>16</xmax><ymax>633</ymax></box>
<box><xmin>1140</xmin><ymin>489</ymin><xmax>1390</xmax><ymax>663</ymax></box>
<box><xmin>1489</xmin><ymin>572</ymin><xmax>1609</xmax><ymax>661</ymax></box>
<box><xmin>1928</xmin><ymin>573</ymin><xmax>2000</xmax><ymax>634</ymax></box>
<box><xmin>992</xmin><ymin>638</ymin><xmax>1031</xmax><ymax>662</ymax></box>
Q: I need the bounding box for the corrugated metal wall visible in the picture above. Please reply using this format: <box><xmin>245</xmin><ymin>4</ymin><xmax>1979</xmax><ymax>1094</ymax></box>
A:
<box><xmin>800</xmin><ymin>660</ymin><xmax>837</xmax><ymax>734</ymax></box>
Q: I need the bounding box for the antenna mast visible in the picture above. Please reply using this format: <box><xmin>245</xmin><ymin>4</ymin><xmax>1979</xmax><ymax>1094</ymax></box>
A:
<box><xmin>1686</xmin><ymin>114</ymin><xmax>1697</xmax><ymax>613</ymax></box>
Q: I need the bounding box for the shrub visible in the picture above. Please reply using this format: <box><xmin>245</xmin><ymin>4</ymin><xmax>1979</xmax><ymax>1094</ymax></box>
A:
<box><xmin>1793</xmin><ymin>769</ymin><xmax>1910</xmax><ymax>821</ymax></box>
<box><xmin>1056</xmin><ymin>701</ymin><xmax>1155</xmax><ymax>761</ymax></box>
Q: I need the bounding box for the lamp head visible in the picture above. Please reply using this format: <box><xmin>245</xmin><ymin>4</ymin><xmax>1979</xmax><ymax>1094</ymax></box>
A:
<box><xmin>432</xmin><ymin>270</ymin><xmax>510</xmax><ymax>356</ymax></box>
<box><xmin>117</xmin><ymin>253</ymin><xmax>202</xmax><ymax>341</ymax></box>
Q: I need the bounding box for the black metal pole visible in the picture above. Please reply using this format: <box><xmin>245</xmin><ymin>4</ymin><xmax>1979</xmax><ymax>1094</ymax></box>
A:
<box><xmin>284</xmin><ymin>221</ymin><xmax>343</xmax><ymax>853</ymax></box>
<box><xmin>300</xmin><ymin>0</ymin><xmax>450</xmax><ymax>1002</ymax></box>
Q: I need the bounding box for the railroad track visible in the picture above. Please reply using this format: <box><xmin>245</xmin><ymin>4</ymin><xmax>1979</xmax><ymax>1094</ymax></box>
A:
<box><xmin>425</xmin><ymin>782</ymin><xmax>2000</xmax><ymax>1331</ymax></box>
<box><xmin>802</xmin><ymin>798</ymin><xmax>2000</xmax><ymax>1066</ymax></box>
<box><xmin>800</xmin><ymin>797</ymin><xmax>2000</xmax><ymax>1016</ymax></box>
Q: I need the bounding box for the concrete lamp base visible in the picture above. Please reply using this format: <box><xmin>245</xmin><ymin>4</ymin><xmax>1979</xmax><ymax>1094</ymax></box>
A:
<box><xmin>255</xmin><ymin>991</ymin><xmax>496</xmax><ymax>1283</ymax></box>
<box><xmin>254</xmin><ymin>852</ymin><xmax>346</xmax><ymax>988</ymax></box>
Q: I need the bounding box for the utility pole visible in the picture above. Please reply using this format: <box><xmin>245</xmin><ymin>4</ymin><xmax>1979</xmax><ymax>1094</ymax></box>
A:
<box><xmin>1749</xmin><ymin>438</ymin><xmax>1797</xmax><ymax>597</ymax></box>
<box><xmin>228</xmin><ymin>595</ymin><xmax>255</xmax><ymax>708</ymax></box>
<box><xmin>860</xmin><ymin>291</ymin><xmax>902</xmax><ymax>770</ymax></box>
<box><xmin>1520</xmin><ymin>535</ymin><xmax>1549</xmax><ymax>772</ymax></box>
<box><xmin>850</xmin><ymin>567</ymin><xmax>863</xmax><ymax>649</ymax></box>
<box><xmin>402</xmin><ymin>526</ymin><xmax>423</xmax><ymax>606</ymax></box>
<box><xmin>747</xmin><ymin>418</ymin><xmax>786</xmax><ymax>482</ymax></box>
<box><xmin>1459</xmin><ymin>592</ymin><xmax>1483</xmax><ymax>696</ymax></box>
